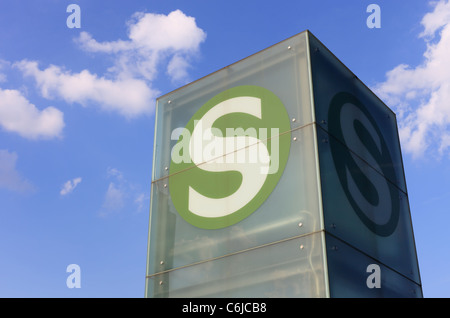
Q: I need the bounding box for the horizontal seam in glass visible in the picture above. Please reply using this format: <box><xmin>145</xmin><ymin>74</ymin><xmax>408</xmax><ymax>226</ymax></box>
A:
<box><xmin>151</xmin><ymin>122</ymin><xmax>316</xmax><ymax>184</ymax></box>
<box><xmin>325</xmin><ymin>231</ymin><xmax>421</xmax><ymax>287</ymax></box>
<box><xmin>146</xmin><ymin>229</ymin><xmax>325</xmax><ymax>279</ymax></box>
<box><xmin>316</xmin><ymin>124</ymin><xmax>408</xmax><ymax>196</ymax></box>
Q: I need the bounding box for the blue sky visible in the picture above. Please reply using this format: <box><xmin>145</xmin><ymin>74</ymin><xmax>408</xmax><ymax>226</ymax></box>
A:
<box><xmin>0</xmin><ymin>0</ymin><xmax>449</xmax><ymax>297</ymax></box>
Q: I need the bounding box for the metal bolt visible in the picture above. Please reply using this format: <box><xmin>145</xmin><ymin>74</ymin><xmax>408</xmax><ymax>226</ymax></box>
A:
<box><xmin>164</xmin><ymin>166</ymin><xmax>168</xmax><ymax>171</ymax></box>
<box><xmin>293</xmin><ymin>137</ymin><xmax>297</xmax><ymax>141</ymax></box>
<box><xmin>320</xmin><ymin>120</ymin><xmax>327</xmax><ymax>125</ymax></box>
<box><xmin>163</xmin><ymin>184</ymin><xmax>167</xmax><ymax>188</ymax></box>
<box><xmin>288</xmin><ymin>45</ymin><xmax>292</xmax><ymax>50</ymax></box>
<box><xmin>332</xmin><ymin>246</ymin><xmax>338</xmax><ymax>251</ymax></box>
<box><xmin>300</xmin><ymin>245</ymin><xmax>304</xmax><ymax>250</ymax></box>
<box><xmin>160</xmin><ymin>261</ymin><xmax>164</xmax><ymax>265</ymax></box>
<box><xmin>292</xmin><ymin>118</ymin><xmax>296</xmax><ymax>122</ymax></box>
<box><xmin>168</xmin><ymin>100</ymin><xmax>172</xmax><ymax>104</ymax></box>
<box><xmin>159</xmin><ymin>281</ymin><xmax>163</xmax><ymax>285</ymax></box>
<box><xmin>298</xmin><ymin>222</ymin><xmax>303</xmax><ymax>227</ymax></box>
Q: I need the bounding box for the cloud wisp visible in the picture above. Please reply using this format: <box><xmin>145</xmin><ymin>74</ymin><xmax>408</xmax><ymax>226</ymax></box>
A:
<box><xmin>100</xmin><ymin>167</ymin><xmax>148</xmax><ymax>217</ymax></box>
<box><xmin>0</xmin><ymin>149</ymin><xmax>34</xmax><ymax>193</ymax></box>
<box><xmin>60</xmin><ymin>177</ymin><xmax>82</xmax><ymax>196</ymax></box>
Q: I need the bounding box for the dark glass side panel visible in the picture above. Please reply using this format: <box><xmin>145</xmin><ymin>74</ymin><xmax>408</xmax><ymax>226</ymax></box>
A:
<box><xmin>326</xmin><ymin>234</ymin><xmax>422</xmax><ymax>298</ymax></box>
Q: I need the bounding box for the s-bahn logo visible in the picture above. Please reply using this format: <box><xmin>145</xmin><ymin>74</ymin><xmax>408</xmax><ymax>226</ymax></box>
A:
<box><xmin>328</xmin><ymin>92</ymin><xmax>400</xmax><ymax>237</ymax></box>
<box><xmin>169</xmin><ymin>86</ymin><xmax>291</xmax><ymax>229</ymax></box>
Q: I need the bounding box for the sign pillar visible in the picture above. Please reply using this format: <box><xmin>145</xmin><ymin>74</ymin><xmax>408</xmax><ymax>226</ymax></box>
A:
<box><xmin>145</xmin><ymin>31</ymin><xmax>422</xmax><ymax>298</ymax></box>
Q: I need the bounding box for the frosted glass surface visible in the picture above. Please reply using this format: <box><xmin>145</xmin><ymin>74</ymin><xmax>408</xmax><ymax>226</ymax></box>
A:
<box><xmin>146</xmin><ymin>232</ymin><xmax>327</xmax><ymax>298</ymax></box>
<box><xmin>147</xmin><ymin>125</ymin><xmax>322</xmax><ymax>276</ymax></box>
<box><xmin>152</xmin><ymin>31</ymin><xmax>313</xmax><ymax>182</ymax></box>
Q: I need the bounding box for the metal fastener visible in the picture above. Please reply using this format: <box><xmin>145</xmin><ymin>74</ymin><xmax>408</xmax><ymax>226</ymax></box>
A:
<box><xmin>163</xmin><ymin>184</ymin><xmax>167</xmax><ymax>188</ymax></box>
<box><xmin>292</xmin><ymin>118</ymin><xmax>296</xmax><ymax>122</ymax></box>
<box><xmin>300</xmin><ymin>245</ymin><xmax>304</xmax><ymax>250</ymax></box>
<box><xmin>159</xmin><ymin>281</ymin><xmax>163</xmax><ymax>285</ymax></box>
<box><xmin>293</xmin><ymin>137</ymin><xmax>297</xmax><ymax>141</ymax></box>
<box><xmin>298</xmin><ymin>222</ymin><xmax>303</xmax><ymax>227</ymax></box>
<box><xmin>288</xmin><ymin>46</ymin><xmax>292</xmax><ymax>50</ymax></box>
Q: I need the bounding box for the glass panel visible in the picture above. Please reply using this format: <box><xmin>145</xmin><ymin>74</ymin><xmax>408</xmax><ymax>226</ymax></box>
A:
<box><xmin>308</xmin><ymin>32</ymin><xmax>407</xmax><ymax>193</ymax></box>
<box><xmin>317</xmin><ymin>126</ymin><xmax>421</xmax><ymax>284</ymax></box>
<box><xmin>146</xmin><ymin>232</ymin><xmax>327</xmax><ymax>298</ymax></box>
<box><xmin>325</xmin><ymin>234</ymin><xmax>422</xmax><ymax>298</ymax></box>
<box><xmin>152</xmin><ymin>31</ymin><xmax>314</xmax><ymax>182</ymax></box>
<box><xmin>146</xmin><ymin>124</ymin><xmax>322</xmax><ymax>277</ymax></box>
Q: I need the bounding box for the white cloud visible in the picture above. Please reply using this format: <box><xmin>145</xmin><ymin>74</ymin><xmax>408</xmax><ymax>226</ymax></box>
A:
<box><xmin>14</xmin><ymin>10</ymin><xmax>205</xmax><ymax>119</ymax></box>
<box><xmin>60</xmin><ymin>177</ymin><xmax>82</xmax><ymax>196</ymax></box>
<box><xmin>420</xmin><ymin>0</ymin><xmax>450</xmax><ymax>38</ymax></box>
<box><xmin>0</xmin><ymin>149</ymin><xmax>34</xmax><ymax>192</ymax></box>
<box><xmin>374</xmin><ymin>0</ymin><xmax>450</xmax><ymax>158</ymax></box>
<box><xmin>127</xmin><ymin>10</ymin><xmax>206</xmax><ymax>53</ymax></box>
<box><xmin>77</xmin><ymin>10</ymin><xmax>205</xmax><ymax>54</ymax></box>
<box><xmin>0</xmin><ymin>87</ymin><xmax>64</xmax><ymax>139</ymax></box>
<box><xmin>15</xmin><ymin>60</ymin><xmax>157</xmax><ymax>119</ymax></box>
<box><xmin>76</xmin><ymin>9</ymin><xmax>206</xmax><ymax>83</ymax></box>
